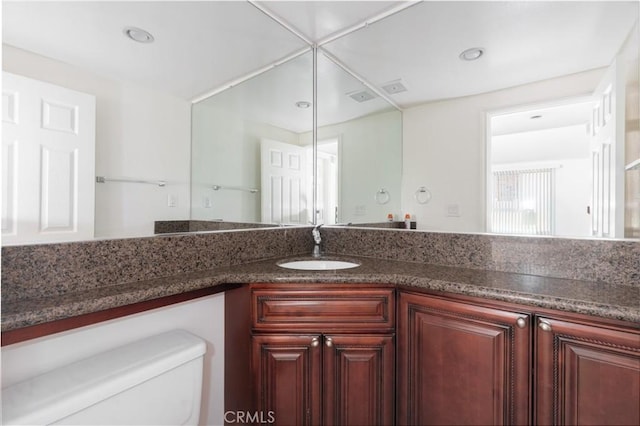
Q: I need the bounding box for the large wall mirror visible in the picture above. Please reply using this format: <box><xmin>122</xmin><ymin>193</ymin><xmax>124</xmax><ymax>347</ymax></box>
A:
<box><xmin>322</xmin><ymin>0</ymin><xmax>639</xmax><ymax>239</ymax></box>
<box><xmin>2</xmin><ymin>1</ymin><xmax>638</xmax><ymax>246</ymax></box>
<box><xmin>189</xmin><ymin>48</ymin><xmax>401</xmax><ymax>230</ymax></box>
<box><xmin>1</xmin><ymin>1</ymin><xmax>308</xmax><ymax>244</ymax></box>
<box><xmin>190</xmin><ymin>51</ymin><xmax>314</xmax><ymax>230</ymax></box>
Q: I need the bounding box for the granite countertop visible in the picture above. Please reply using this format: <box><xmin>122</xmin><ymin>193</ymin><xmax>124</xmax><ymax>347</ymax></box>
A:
<box><xmin>2</xmin><ymin>255</ymin><xmax>639</xmax><ymax>332</ymax></box>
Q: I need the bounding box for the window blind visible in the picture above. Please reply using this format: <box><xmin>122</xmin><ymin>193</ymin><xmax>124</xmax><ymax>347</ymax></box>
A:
<box><xmin>491</xmin><ymin>168</ymin><xmax>555</xmax><ymax>235</ymax></box>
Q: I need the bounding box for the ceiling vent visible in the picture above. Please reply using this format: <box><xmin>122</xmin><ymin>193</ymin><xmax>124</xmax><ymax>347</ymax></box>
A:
<box><xmin>348</xmin><ymin>89</ymin><xmax>377</xmax><ymax>103</ymax></box>
<box><xmin>381</xmin><ymin>80</ymin><xmax>407</xmax><ymax>94</ymax></box>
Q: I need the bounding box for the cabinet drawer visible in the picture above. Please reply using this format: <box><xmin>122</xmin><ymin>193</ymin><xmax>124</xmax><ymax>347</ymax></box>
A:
<box><xmin>252</xmin><ymin>287</ymin><xmax>395</xmax><ymax>331</ymax></box>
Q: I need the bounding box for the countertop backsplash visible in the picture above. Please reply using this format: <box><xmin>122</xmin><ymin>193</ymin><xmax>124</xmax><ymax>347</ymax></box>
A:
<box><xmin>1</xmin><ymin>227</ymin><xmax>312</xmax><ymax>302</ymax></box>
<box><xmin>321</xmin><ymin>227</ymin><xmax>640</xmax><ymax>287</ymax></box>
<box><xmin>2</xmin><ymin>227</ymin><xmax>639</xmax><ymax>305</ymax></box>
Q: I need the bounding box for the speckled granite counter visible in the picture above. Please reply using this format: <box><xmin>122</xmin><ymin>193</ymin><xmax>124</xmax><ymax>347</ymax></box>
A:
<box><xmin>3</xmin><ymin>255</ymin><xmax>639</xmax><ymax>332</ymax></box>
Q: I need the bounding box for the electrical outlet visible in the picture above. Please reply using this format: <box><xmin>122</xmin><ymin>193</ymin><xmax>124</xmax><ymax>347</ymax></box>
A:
<box><xmin>446</xmin><ymin>204</ymin><xmax>460</xmax><ymax>217</ymax></box>
<box><xmin>203</xmin><ymin>197</ymin><xmax>212</xmax><ymax>208</ymax></box>
<box><xmin>167</xmin><ymin>194</ymin><xmax>178</xmax><ymax>207</ymax></box>
<box><xmin>355</xmin><ymin>205</ymin><xmax>366</xmax><ymax>216</ymax></box>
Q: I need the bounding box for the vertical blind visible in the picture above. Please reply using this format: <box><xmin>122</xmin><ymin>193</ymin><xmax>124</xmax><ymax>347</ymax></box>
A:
<box><xmin>491</xmin><ymin>168</ymin><xmax>555</xmax><ymax>235</ymax></box>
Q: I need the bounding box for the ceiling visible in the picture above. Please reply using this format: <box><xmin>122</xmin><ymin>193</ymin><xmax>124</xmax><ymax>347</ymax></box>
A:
<box><xmin>321</xmin><ymin>1</ymin><xmax>639</xmax><ymax>107</ymax></box>
<box><xmin>2</xmin><ymin>1</ymin><xmax>307</xmax><ymax>101</ymax></box>
<box><xmin>3</xmin><ymin>1</ymin><xmax>639</xmax><ymax>132</ymax></box>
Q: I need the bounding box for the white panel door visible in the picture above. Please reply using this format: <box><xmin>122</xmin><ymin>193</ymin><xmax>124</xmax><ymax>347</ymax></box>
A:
<box><xmin>260</xmin><ymin>139</ymin><xmax>308</xmax><ymax>224</ymax></box>
<box><xmin>589</xmin><ymin>60</ymin><xmax>625</xmax><ymax>238</ymax></box>
<box><xmin>2</xmin><ymin>72</ymin><xmax>95</xmax><ymax>245</ymax></box>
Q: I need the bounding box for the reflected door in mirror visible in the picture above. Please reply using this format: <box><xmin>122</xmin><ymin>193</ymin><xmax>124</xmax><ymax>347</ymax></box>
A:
<box><xmin>261</xmin><ymin>139</ymin><xmax>310</xmax><ymax>224</ymax></box>
<box><xmin>2</xmin><ymin>72</ymin><xmax>95</xmax><ymax>245</ymax></box>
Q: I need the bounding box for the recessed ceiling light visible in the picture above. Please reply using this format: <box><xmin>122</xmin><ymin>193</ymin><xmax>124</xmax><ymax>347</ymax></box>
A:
<box><xmin>295</xmin><ymin>101</ymin><xmax>311</xmax><ymax>109</ymax></box>
<box><xmin>347</xmin><ymin>89</ymin><xmax>377</xmax><ymax>103</ymax></box>
<box><xmin>123</xmin><ymin>27</ymin><xmax>154</xmax><ymax>43</ymax></box>
<box><xmin>459</xmin><ymin>47</ymin><xmax>484</xmax><ymax>61</ymax></box>
<box><xmin>381</xmin><ymin>80</ymin><xmax>407</xmax><ymax>95</ymax></box>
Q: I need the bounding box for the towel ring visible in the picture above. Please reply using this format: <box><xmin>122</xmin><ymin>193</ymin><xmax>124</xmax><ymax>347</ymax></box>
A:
<box><xmin>375</xmin><ymin>188</ymin><xmax>390</xmax><ymax>205</ymax></box>
<box><xmin>415</xmin><ymin>187</ymin><xmax>432</xmax><ymax>204</ymax></box>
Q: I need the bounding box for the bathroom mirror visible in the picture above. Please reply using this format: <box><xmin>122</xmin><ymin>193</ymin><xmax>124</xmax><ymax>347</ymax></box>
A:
<box><xmin>190</xmin><ymin>51</ymin><xmax>314</xmax><ymax>228</ymax></box>
<box><xmin>3</xmin><ymin>1</ymin><xmax>639</xmax><ymax>245</ymax></box>
<box><xmin>189</xmin><ymin>49</ymin><xmax>402</xmax><ymax>229</ymax></box>
<box><xmin>1</xmin><ymin>1</ymin><xmax>308</xmax><ymax>244</ymax></box>
<box><xmin>323</xmin><ymin>0</ymin><xmax>640</xmax><ymax>239</ymax></box>
<box><xmin>312</xmin><ymin>52</ymin><xmax>402</xmax><ymax>225</ymax></box>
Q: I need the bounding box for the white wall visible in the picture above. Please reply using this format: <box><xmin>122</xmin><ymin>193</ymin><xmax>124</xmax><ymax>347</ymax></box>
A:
<box><xmin>2</xmin><ymin>45</ymin><xmax>191</xmax><ymax>239</ymax></box>
<box><xmin>491</xmin><ymin>125</ymin><xmax>590</xmax><ymax>165</ymax></box>
<box><xmin>191</xmin><ymin>101</ymin><xmax>301</xmax><ymax>223</ymax></box>
<box><xmin>1</xmin><ymin>294</ymin><xmax>226</xmax><ymax>426</ymax></box>
<box><xmin>301</xmin><ymin>110</ymin><xmax>403</xmax><ymax>224</ymax></box>
<box><xmin>402</xmin><ymin>68</ymin><xmax>604</xmax><ymax>232</ymax></box>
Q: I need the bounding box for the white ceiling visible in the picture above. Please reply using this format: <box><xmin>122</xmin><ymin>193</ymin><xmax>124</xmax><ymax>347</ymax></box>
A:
<box><xmin>195</xmin><ymin>50</ymin><xmax>395</xmax><ymax>133</ymax></box>
<box><xmin>254</xmin><ymin>0</ymin><xmax>403</xmax><ymax>42</ymax></box>
<box><xmin>322</xmin><ymin>1</ymin><xmax>639</xmax><ymax>107</ymax></box>
<box><xmin>3</xmin><ymin>1</ymin><xmax>639</xmax><ymax>133</ymax></box>
<box><xmin>2</xmin><ymin>1</ymin><xmax>307</xmax><ymax>100</ymax></box>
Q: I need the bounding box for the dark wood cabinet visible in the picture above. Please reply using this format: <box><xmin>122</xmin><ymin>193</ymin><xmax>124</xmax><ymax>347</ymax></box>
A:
<box><xmin>249</xmin><ymin>284</ymin><xmax>395</xmax><ymax>426</ymax></box>
<box><xmin>535</xmin><ymin>316</ymin><xmax>640</xmax><ymax>426</ymax></box>
<box><xmin>323</xmin><ymin>334</ymin><xmax>395</xmax><ymax>426</ymax></box>
<box><xmin>228</xmin><ymin>284</ymin><xmax>639</xmax><ymax>426</ymax></box>
<box><xmin>397</xmin><ymin>291</ymin><xmax>532</xmax><ymax>426</ymax></box>
<box><xmin>252</xmin><ymin>334</ymin><xmax>323</xmax><ymax>425</ymax></box>
<box><xmin>252</xmin><ymin>333</ymin><xmax>395</xmax><ymax>426</ymax></box>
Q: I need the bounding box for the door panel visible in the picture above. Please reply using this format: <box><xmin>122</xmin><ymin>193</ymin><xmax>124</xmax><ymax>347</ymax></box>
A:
<box><xmin>252</xmin><ymin>334</ymin><xmax>322</xmax><ymax>426</ymax></box>
<box><xmin>397</xmin><ymin>292</ymin><xmax>531</xmax><ymax>425</ymax></box>
<box><xmin>260</xmin><ymin>139</ymin><xmax>308</xmax><ymax>225</ymax></box>
<box><xmin>536</xmin><ymin>317</ymin><xmax>640</xmax><ymax>425</ymax></box>
<box><xmin>2</xmin><ymin>72</ymin><xmax>95</xmax><ymax>244</ymax></box>
<box><xmin>590</xmin><ymin>60</ymin><xmax>625</xmax><ymax>238</ymax></box>
<box><xmin>323</xmin><ymin>334</ymin><xmax>395</xmax><ymax>426</ymax></box>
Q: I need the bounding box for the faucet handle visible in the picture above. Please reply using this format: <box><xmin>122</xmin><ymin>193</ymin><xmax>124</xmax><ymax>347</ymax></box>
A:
<box><xmin>312</xmin><ymin>224</ymin><xmax>322</xmax><ymax>244</ymax></box>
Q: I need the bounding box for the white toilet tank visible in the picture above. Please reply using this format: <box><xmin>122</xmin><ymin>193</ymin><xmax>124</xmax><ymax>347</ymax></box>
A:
<box><xmin>2</xmin><ymin>329</ymin><xmax>206</xmax><ymax>425</ymax></box>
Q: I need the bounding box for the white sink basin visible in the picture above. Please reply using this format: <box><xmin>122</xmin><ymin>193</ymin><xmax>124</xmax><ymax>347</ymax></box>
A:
<box><xmin>278</xmin><ymin>260</ymin><xmax>360</xmax><ymax>270</ymax></box>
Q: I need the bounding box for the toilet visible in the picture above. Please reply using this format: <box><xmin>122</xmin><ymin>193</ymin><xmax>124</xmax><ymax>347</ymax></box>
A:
<box><xmin>2</xmin><ymin>329</ymin><xmax>206</xmax><ymax>425</ymax></box>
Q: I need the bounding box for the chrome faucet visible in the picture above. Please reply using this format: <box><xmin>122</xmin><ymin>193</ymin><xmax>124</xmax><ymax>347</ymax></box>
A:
<box><xmin>311</xmin><ymin>224</ymin><xmax>322</xmax><ymax>257</ymax></box>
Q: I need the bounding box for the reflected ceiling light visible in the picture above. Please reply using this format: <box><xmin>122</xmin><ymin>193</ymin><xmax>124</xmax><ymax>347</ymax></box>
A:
<box><xmin>382</xmin><ymin>80</ymin><xmax>407</xmax><ymax>94</ymax></box>
<box><xmin>295</xmin><ymin>101</ymin><xmax>311</xmax><ymax>109</ymax></box>
<box><xmin>348</xmin><ymin>89</ymin><xmax>377</xmax><ymax>103</ymax></box>
<box><xmin>459</xmin><ymin>47</ymin><xmax>484</xmax><ymax>61</ymax></box>
<box><xmin>123</xmin><ymin>26</ymin><xmax>154</xmax><ymax>43</ymax></box>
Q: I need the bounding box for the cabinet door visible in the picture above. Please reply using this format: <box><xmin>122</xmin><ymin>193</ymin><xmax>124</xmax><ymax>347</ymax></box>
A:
<box><xmin>323</xmin><ymin>334</ymin><xmax>395</xmax><ymax>426</ymax></box>
<box><xmin>252</xmin><ymin>334</ymin><xmax>322</xmax><ymax>426</ymax></box>
<box><xmin>397</xmin><ymin>292</ymin><xmax>531</xmax><ymax>425</ymax></box>
<box><xmin>535</xmin><ymin>317</ymin><xmax>640</xmax><ymax>425</ymax></box>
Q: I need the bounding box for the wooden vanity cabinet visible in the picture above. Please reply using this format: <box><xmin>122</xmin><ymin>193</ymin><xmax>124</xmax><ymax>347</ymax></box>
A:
<box><xmin>251</xmin><ymin>333</ymin><xmax>323</xmax><ymax>425</ymax></box>
<box><xmin>535</xmin><ymin>315</ymin><xmax>640</xmax><ymax>426</ymax></box>
<box><xmin>250</xmin><ymin>284</ymin><xmax>396</xmax><ymax>426</ymax></box>
<box><xmin>228</xmin><ymin>284</ymin><xmax>639</xmax><ymax>426</ymax></box>
<box><xmin>397</xmin><ymin>291</ymin><xmax>532</xmax><ymax>426</ymax></box>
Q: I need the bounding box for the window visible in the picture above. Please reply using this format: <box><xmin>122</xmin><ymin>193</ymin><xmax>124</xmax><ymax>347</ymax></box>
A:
<box><xmin>491</xmin><ymin>168</ymin><xmax>555</xmax><ymax>235</ymax></box>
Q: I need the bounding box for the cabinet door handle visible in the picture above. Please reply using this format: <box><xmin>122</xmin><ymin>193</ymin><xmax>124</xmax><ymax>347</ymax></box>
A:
<box><xmin>516</xmin><ymin>317</ymin><xmax>527</xmax><ymax>328</ymax></box>
<box><xmin>325</xmin><ymin>337</ymin><xmax>333</xmax><ymax>347</ymax></box>
<box><xmin>311</xmin><ymin>337</ymin><xmax>320</xmax><ymax>347</ymax></box>
<box><xmin>538</xmin><ymin>320</ymin><xmax>552</xmax><ymax>332</ymax></box>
